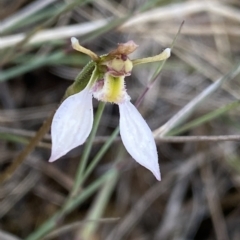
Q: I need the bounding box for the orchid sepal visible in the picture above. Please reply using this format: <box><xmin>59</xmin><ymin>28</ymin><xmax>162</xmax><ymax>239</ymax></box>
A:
<box><xmin>49</xmin><ymin>87</ymin><xmax>94</xmax><ymax>162</ymax></box>
<box><xmin>119</xmin><ymin>101</ymin><xmax>161</xmax><ymax>181</ymax></box>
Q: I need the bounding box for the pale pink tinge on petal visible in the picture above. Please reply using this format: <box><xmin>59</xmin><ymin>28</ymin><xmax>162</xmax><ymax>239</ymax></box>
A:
<box><xmin>49</xmin><ymin>88</ymin><xmax>93</xmax><ymax>162</ymax></box>
<box><xmin>119</xmin><ymin>101</ymin><xmax>160</xmax><ymax>180</ymax></box>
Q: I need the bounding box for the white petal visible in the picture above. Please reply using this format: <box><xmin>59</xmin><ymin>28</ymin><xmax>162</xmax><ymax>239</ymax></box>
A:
<box><xmin>119</xmin><ymin>101</ymin><xmax>160</xmax><ymax>180</ymax></box>
<box><xmin>49</xmin><ymin>87</ymin><xmax>93</xmax><ymax>162</ymax></box>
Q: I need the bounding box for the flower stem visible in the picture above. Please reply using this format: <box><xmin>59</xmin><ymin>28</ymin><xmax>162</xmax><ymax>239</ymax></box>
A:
<box><xmin>26</xmin><ymin>172</ymin><xmax>110</xmax><ymax>240</ymax></box>
<box><xmin>79</xmin><ymin>168</ymin><xmax>118</xmax><ymax>239</ymax></box>
<box><xmin>81</xmin><ymin>127</ymin><xmax>120</xmax><ymax>185</ymax></box>
<box><xmin>71</xmin><ymin>101</ymin><xmax>106</xmax><ymax>197</ymax></box>
<box><xmin>25</xmin><ymin>102</ymin><xmax>118</xmax><ymax>240</ymax></box>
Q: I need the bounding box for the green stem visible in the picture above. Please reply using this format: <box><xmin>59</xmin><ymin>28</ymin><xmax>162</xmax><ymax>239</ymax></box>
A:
<box><xmin>81</xmin><ymin>127</ymin><xmax>120</xmax><ymax>185</ymax></box>
<box><xmin>25</xmin><ymin>101</ymin><xmax>106</xmax><ymax>240</ymax></box>
<box><xmin>80</xmin><ymin>169</ymin><xmax>118</xmax><ymax>239</ymax></box>
<box><xmin>79</xmin><ymin>145</ymin><xmax>126</xmax><ymax>239</ymax></box>
<box><xmin>71</xmin><ymin>102</ymin><xmax>106</xmax><ymax>197</ymax></box>
<box><xmin>26</xmin><ymin>172</ymin><xmax>109</xmax><ymax>240</ymax></box>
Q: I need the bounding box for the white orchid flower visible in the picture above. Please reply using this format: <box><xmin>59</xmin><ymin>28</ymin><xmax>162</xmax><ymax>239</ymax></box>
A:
<box><xmin>49</xmin><ymin>37</ymin><xmax>171</xmax><ymax>181</ymax></box>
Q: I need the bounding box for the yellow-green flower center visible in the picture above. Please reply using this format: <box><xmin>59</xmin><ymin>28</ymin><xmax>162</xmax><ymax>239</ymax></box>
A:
<box><xmin>93</xmin><ymin>73</ymin><xmax>130</xmax><ymax>104</ymax></box>
<box><xmin>104</xmin><ymin>74</ymin><xmax>124</xmax><ymax>103</ymax></box>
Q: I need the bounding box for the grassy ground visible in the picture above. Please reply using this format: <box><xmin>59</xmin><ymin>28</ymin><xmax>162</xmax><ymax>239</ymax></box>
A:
<box><xmin>1</xmin><ymin>0</ymin><xmax>240</xmax><ymax>239</ymax></box>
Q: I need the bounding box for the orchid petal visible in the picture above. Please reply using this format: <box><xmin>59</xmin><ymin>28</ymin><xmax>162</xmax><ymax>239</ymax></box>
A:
<box><xmin>49</xmin><ymin>87</ymin><xmax>93</xmax><ymax>162</ymax></box>
<box><xmin>119</xmin><ymin>101</ymin><xmax>160</xmax><ymax>180</ymax></box>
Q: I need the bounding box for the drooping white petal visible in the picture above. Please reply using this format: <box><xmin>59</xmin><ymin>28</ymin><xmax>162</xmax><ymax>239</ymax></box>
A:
<box><xmin>119</xmin><ymin>101</ymin><xmax>160</xmax><ymax>180</ymax></box>
<box><xmin>49</xmin><ymin>87</ymin><xmax>93</xmax><ymax>162</ymax></box>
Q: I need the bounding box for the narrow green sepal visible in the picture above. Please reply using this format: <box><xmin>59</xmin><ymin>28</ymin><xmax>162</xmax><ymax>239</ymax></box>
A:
<box><xmin>64</xmin><ymin>61</ymin><xmax>99</xmax><ymax>99</ymax></box>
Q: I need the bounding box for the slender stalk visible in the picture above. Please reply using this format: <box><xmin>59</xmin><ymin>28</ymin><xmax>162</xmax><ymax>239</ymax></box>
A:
<box><xmin>37</xmin><ymin>125</ymin><xmax>120</xmax><ymax>240</ymax></box>
<box><xmin>71</xmin><ymin>102</ymin><xmax>105</xmax><ymax>197</ymax></box>
<box><xmin>26</xmin><ymin>172</ymin><xmax>110</xmax><ymax>240</ymax></box>
<box><xmin>135</xmin><ymin>21</ymin><xmax>184</xmax><ymax>108</ymax></box>
<box><xmin>81</xmin><ymin>127</ymin><xmax>120</xmax><ymax>185</ymax></box>
<box><xmin>80</xmin><ymin>169</ymin><xmax>118</xmax><ymax>239</ymax></box>
<box><xmin>25</xmin><ymin>102</ymin><xmax>107</xmax><ymax>240</ymax></box>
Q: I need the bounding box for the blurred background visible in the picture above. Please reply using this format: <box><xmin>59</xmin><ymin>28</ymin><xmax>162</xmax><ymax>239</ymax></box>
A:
<box><xmin>1</xmin><ymin>0</ymin><xmax>240</xmax><ymax>239</ymax></box>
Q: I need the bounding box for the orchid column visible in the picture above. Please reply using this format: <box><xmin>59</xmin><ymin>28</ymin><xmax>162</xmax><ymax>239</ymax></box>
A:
<box><xmin>49</xmin><ymin>37</ymin><xmax>171</xmax><ymax>181</ymax></box>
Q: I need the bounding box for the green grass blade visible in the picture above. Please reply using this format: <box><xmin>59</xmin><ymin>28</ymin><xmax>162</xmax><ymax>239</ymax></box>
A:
<box><xmin>168</xmin><ymin>101</ymin><xmax>240</xmax><ymax>136</ymax></box>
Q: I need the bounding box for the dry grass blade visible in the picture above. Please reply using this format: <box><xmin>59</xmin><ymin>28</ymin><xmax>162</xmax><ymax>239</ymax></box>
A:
<box><xmin>0</xmin><ymin>171</ymin><xmax>40</xmax><ymax>218</ymax></box>
<box><xmin>0</xmin><ymin>113</ymin><xmax>54</xmax><ymax>184</ymax></box>
<box><xmin>106</xmin><ymin>149</ymin><xmax>216</xmax><ymax>240</ymax></box>
<box><xmin>0</xmin><ymin>126</ymin><xmax>51</xmax><ymax>140</ymax></box>
<box><xmin>33</xmin><ymin>184</ymin><xmax>65</xmax><ymax>206</ymax></box>
<box><xmin>200</xmin><ymin>163</ymin><xmax>230</xmax><ymax>240</ymax></box>
<box><xmin>0</xmin><ymin>231</ymin><xmax>21</xmax><ymax>240</ymax></box>
<box><xmin>153</xmin><ymin>64</ymin><xmax>240</xmax><ymax>137</ymax></box>
<box><xmin>43</xmin><ymin>218</ymin><xmax>120</xmax><ymax>240</ymax></box>
<box><xmin>26</xmin><ymin>157</ymin><xmax>74</xmax><ymax>191</ymax></box>
<box><xmin>123</xmin><ymin>1</ymin><xmax>240</xmax><ymax>28</ymax></box>
<box><xmin>0</xmin><ymin>20</ymin><xmax>109</xmax><ymax>49</ymax></box>
<box><xmin>155</xmin><ymin>135</ymin><xmax>240</xmax><ymax>142</ymax></box>
<box><xmin>154</xmin><ymin>177</ymin><xmax>189</xmax><ymax>239</ymax></box>
<box><xmin>1</xmin><ymin>0</ymin><xmax>58</xmax><ymax>33</ymax></box>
